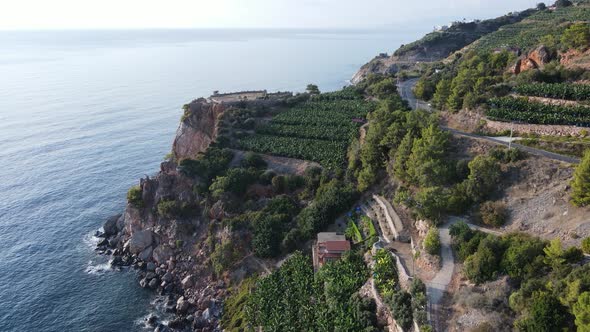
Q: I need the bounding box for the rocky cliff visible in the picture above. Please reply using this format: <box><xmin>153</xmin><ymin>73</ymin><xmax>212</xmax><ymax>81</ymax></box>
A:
<box><xmin>173</xmin><ymin>99</ymin><xmax>225</xmax><ymax>161</ymax></box>
<box><xmin>96</xmin><ymin>99</ymin><xmax>234</xmax><ymax>332</ymax></box>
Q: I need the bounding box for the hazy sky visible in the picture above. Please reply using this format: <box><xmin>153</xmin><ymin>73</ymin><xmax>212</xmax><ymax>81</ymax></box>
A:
<box><xmin>1</xmin><ymin>0</ymin><xmax>541</xmax><ymax>30</ymax></box>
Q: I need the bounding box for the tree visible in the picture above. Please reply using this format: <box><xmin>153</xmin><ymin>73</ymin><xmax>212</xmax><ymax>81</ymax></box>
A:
<box><xmin>464</xmin><ymin>238</ymin><xmax>502</xmax><ymax>284</ymax></box>
<box><xmin>574</xmin><ymin>292</ymin><xmax>590</xmax><ymax>332</ymax></box>
<box><xmin>501</xmin><ymin>234</ymin><xmax>546</xmax><ymax>281</ymax></box>
<box><xmin>209</xmin><ymin>168</ymin><xmax>257</xmax><ymax>199</ymax></box>
<box><xmin>252</xmin><ymin>214</ymin><xmax>288</xmax><ymax>258</ymax></box>
<box><xmin>554</xmin><ymin>0</ymin><xmax>573</xmax><ymax>8</ymax></box>
<box><xmin>516</xmin><ymin>291</ymin><xmax>569</xmax><ymax>331</ymax></box>
<box><xmin>414</xmin><ymin>186</ymin><xmax>449</xmax><ymax>223</ymax></box>
<box><xmin>433</xmin><ymin>79</ymin><xmax>451</xmax><ymax>110</ymax></box>
<box><xmin>391</xmin><ymin>132</ymin><xmax>414</xmax><ymax>182</ymax></box>
<box><xmin>406</xmin><ymin>125</ymin><xmax>451</xmax><ymax>187</ymax></box>
<box><xmin>241</xmin><ymin>152</ymin><xmax>267</xmax><ymax>169</ymax></box>
<box><xmin>306</xmin><ymin>84</ymin><xmax>320</xmax><ymax>95</ymax></box>
<box><xmin>367</xmin><ymin>77</ymin><xmax>397</xmax><ymax>99</ymax></box>
<box><xmin>390</xmin><ymin>291</ymin><xmax>414</xmax><ymax>331</ymax></box>
<box><xmin>424</xmin><ymin>227</ymin><xmax>441</xmax><ymax>255</ymax></box>
<box><xmin>465</xmin><ymin>156</ymin><xmax>501</xmax><ymax>203</ymax></box>
<box><xmin>543</xmin><ymin>238</ymin><xmax>566</xmax><ymax>269</ymax></box>
<box><xmin>571</xmin><ymin>150</ymin><xmax>590</xmax><ymax>207</ymax></box>
<box><xmin>537</xmin><ymin>2</ymin><xmax>547</xmax><ymax>10</ymax></box>
<box><xmin>561</xmin><ymin>23</ymin><xmax>590</xmax><ymax>51</ymax></box>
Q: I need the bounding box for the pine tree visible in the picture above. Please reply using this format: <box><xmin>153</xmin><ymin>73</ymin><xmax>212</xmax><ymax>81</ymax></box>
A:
<box><xmin>571</xmin><ymin>150</ymin><xmax>590</xmax><ymax>207</ymax></box>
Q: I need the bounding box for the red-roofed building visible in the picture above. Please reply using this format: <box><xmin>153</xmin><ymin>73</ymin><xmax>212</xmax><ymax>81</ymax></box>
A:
<box><xmin>312</xmin><ymin>232</ymin><xmax>351</xmax><ymax>269</ymax></box>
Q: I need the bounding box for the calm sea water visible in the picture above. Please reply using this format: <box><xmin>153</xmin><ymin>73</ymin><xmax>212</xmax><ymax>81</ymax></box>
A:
<box><xmin>0</xmin><ymin>28</ymin><xmax>422</xmax><ymax>331</ymax></box>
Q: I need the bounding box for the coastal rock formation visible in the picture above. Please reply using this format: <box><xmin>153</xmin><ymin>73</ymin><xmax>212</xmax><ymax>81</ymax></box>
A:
<box><xmin>512</xmin><ymin>45</ymin><xmax>553</xmax><ymax>75</ymax></box>
<box><xmin>172</xmin><ymin>99</ymin><xmax>225</xmax><ymax>160</ymax></box>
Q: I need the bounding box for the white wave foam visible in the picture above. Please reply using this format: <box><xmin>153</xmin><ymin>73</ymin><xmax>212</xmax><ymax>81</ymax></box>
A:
<box><xmin>85</xmin><ymin>259</ymin><xmax>112</xmax><ymax>275</ymax></box>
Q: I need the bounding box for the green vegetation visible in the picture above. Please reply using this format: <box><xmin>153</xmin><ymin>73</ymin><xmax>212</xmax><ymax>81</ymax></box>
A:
<box><xmin>211</xmin><ymin>237</ymin><xmax>243</xmax><ymax>276</ymax></box>
<box><xmin>295</xmin><ymin>179</ymin><xmax>358</xmax><ymax>239</ymax></box>
<box><xmin>156</xmin><ymin>199</ymin><xmax>197</xmax><ymax>219</ymax></box>
<box><xmin>235</xmin><ymin>90</ymin><xmax>375</xmax><ymax>169</ymax></box>
<box><xmin>423</xmin><ymin>50</ymin><xmax>516</xmax><ymax>112</ymax></box>
<box><xmin>373</xmin><ymin>248</ymin><xmax>399</xmax><ymax>298</ymax></box>
<box><xmin>394</xmin><ymin>10</ymin><xmax>535</xmax><ymax>58</ymax></box>
<box><xmin>474</xmin><ymin>3</ymin><xmax>590</xmax><ymax>52</ymax></box>
<box><xmin>571</xmin><ymin>150</ymin><xmax>590</xmax><ymax>206</ymax></box>
<box><xmin>127</xmin><ymin>185</ymin><xmax>143</xmax><ymax>208</ymax></box>
<box><xmin>479</xmin><ymin>201</ymin><xmax>508</xmax><ymax>227</ymax></box>
<box><xmin>221</xmin><ymin>278</ymin><xmax>256</xmax><ymax>331</ymax></box>
<box><xmin>306</xmin><ymin>84</ymin><xmax>320</xmax><ymax>95</ymax></box>
<box><xmin>424</xmin><ymin>227</ymin><xmax>441</xmax><ymax>255</ymax></box>
<box><xmin>345</xmin><ymin>218</ymin><xmax>363</xmax><ymax>243</ymax></box>
<box><xmin>237</xmin><ymin>134</ymin><xmax>348</xmax><ymax>169</ymax></box>
<box><xmin>562</xmin><ymin>22</ymin><xmax>590</xmax><ymax>51</ymax></box>
<box><xmin>583</xmin><ymin>237</ymin><xmax>590</xmax><ymax>254</ymax></box>
<box><xmin>487</xmin><ymin>97</ymin><xmax>590</xmax><ymax>125</ymax></box>
<box><xmin>516</xmin><ymin>83</ymin><xmax>590</xmax><ymax>101</ymax></box>
<box><xmin>244</xmin><ymin>251</ymin><xmax>379</xmax><ymax>331</ymax></box>
<box><xmin>178</xmin><ymin>147</ymin><xmax>234</xmax><ymax>185</ymax></box>
<box><xmin>449</xmin><ymin>221</ymin><xmax>590</xmax><ymax>330</ymax></box>
<box><xmin>209</xmin><ymin>168</ymin><xmax>259</xmax><ymax>199</ymax></box>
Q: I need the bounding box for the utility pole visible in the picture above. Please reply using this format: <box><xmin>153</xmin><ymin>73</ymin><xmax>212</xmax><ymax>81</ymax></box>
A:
<box><xmin>509</xmin><ymin>125</ymin><xmax>514</xmax><ymax>149</ymax></box>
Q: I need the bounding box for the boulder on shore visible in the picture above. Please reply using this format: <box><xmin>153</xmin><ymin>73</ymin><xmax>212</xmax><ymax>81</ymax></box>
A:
<box><xmin>103</xmin><ymin>214</ymin><xmax>122</xmax><ymax>237</ymax></box>
<box><xmin>128</xmin><ymin>230</ymin><xmax>153</xmax><ymax>254</ymax></box>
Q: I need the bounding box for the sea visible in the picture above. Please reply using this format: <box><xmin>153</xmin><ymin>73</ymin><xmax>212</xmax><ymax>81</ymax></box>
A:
<box><xmin>0</xmin><ymin>28</ymin><xmax>423</xmax><ymax>331</ymax></box>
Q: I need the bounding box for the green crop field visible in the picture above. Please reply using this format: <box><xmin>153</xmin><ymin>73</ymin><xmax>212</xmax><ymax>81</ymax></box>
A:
<box><xmin>235</xmin><ymin>89</ymin><xmax>375</xmax><ymax>169</ymax></box>
<box><xmin>516</xmin><ymin>83</ymin><xmax>590</xmax><ymax>101</ymax></box>
<box><xmin>486</xmin><ymin>97</ymin><xmax>590</xmax><ymax>126</ymax></box>
<box><xmin>473</xmin><ymin>4</ymin><xmax>590</xmax><ymax>52</ymax></box>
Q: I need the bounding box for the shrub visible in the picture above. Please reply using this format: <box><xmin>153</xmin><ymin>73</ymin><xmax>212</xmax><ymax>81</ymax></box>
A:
<box><xmin>465</xmin><ymin>156</ymin><xmax>501</xmax><ymax>203</ymax></box>
<box><xmin>127</xmin><ymin>185</ymin><xmax>143</xmax><ymax>208</ymax></box>
<box><xmin>157</xmin><ymin>199</ymin><xmax>178</xmax><ymax>218</ymax></box>
<box><xmin>561</xmin><ymin>22</ymin><xmax>590</xmax><ymax>50</ymax></box>
<box><xmin>582</xmin><ymin>237</ymin><xmax>590</xmax><ymax>254</ymax></box>
<box><xmin>479</xmin><ymin>201</ymin><xmax>508</xmax><ymax>227</ymax></box>
<box><xmin>389</xmin><ymin>291</ymin><xmax>413</xmax><ymax>331</ymax></box>
<box><xmin>571</xmin><ymin>150</ymin><xmax>590</xmax><ymax>207</ymax></box>
<box><xmin>490</xmin><ymin>147</ymin><xmax>526</xmax><ymax>163</ymax></box>
<box><xmin>240</xmin><ymin>152</ymin><xmax>267</xmax><ymax>169</ymax></box>
<box><xmin>424</xmin><ymin>227</ymin><xmax>441</xmax><ymax>256</ymax></box>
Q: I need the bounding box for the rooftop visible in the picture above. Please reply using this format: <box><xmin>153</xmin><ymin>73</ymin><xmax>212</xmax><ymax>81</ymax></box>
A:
<box><xmin>317</xmin><ymin>232</ymin><xmax>346</xmax><ymax>242</ymax></box>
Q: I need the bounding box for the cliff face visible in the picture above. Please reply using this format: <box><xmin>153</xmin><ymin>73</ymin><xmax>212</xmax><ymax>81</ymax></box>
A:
<box><xmin>172</xmin><ymin>99</ymin><xmax>225</xmax><ymax>161</ymax></box>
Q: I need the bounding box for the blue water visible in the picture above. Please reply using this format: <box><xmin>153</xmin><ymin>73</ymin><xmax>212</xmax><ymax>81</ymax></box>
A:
<box><xmin>0</xmin><ymin>28</ymin><xmax>422</xmax><ymax>331</ymax></box>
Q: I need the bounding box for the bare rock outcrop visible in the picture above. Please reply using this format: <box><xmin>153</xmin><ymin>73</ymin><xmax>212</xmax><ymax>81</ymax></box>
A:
<box><xmin>172</xmin><ymin>99</ymin><xmax>225</xmax><ymax>160</ymax></box>
<box><xmin>512</xmin><ymin>45</ymin><xmax>553</xmax><ymax>75</ymax></box>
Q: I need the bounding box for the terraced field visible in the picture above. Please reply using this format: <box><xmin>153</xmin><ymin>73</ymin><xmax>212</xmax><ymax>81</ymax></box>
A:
<box><xmin>235</xmin><ymin>89</ymin><xmax>375</xmax><ymax>169</ymax></box>
<box><xmin>473</xmin><ymin>4</ymin><xmax>590</xmax><ymax>52</ymax></box>
<box><xmin>486</xmin><ymin>96</ymin><xmax>590</xmax><ymax>126</ymax></box>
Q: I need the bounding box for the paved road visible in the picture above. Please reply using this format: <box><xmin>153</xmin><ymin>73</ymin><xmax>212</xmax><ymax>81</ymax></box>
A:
<box><xmin>445</xmin><ymin>127</ymin><xmax>580</xmax><ymax>164</ymax></box>
<box><xmin>397</xmin><ymin>78</ymin><xmax>419</xmax><ymax>110</ymax></box>
<box><xmin>426</xmin><ymin>221</ymin><xmax>455</xmax><ymax>332</ymax></box>
<box><xmin>396</xmin><ymin>79</ymin><xmax>580</xmax><ymax>164</ymax></box>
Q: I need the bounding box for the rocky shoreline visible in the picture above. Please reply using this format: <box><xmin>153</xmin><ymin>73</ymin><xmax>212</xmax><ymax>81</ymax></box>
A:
<box><xmin>95</xmin><ymin>212</ymin><xmax>225</xmax><ymax>332</ymax></box>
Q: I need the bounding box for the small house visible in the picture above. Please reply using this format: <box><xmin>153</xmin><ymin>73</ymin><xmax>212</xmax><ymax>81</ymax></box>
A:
<box><xmin>312</xmin><ymin>232</ymin><xmax>351</xmax><ymax>270</ymax></box>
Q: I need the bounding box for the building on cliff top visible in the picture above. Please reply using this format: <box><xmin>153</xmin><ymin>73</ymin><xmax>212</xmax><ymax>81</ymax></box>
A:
<box><xmin>312</xmin><ymin>232</ymin><xmax>351</xmax><ymax>270</ymax></box>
